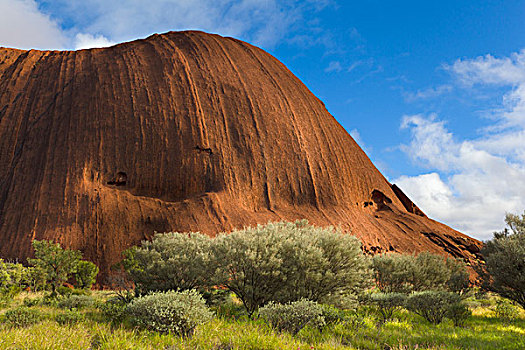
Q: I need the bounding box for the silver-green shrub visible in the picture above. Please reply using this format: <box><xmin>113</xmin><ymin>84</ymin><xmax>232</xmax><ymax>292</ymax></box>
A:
<box><xmin>126</xmin><ymin>290</ymin><xmax>213</xmax><ymax>336</ymax></box>
<box><xmin>212</xmin><ymin>221</ymin><xmax>370</xmax><ymax>317</ymax></box>
<box><xmin>369</xmin><ymin>292</ymin><xmax>406</xmax><ymax>323</ymax></box>
<box><xmin>124</xmin><ymin>232</ymin><xmax>212</xmax><ymax>294</ymax></box>
<box><xmin>405</xmin><ymin>291</ymin><xmax>461</xmax><ymax>324</ymax></box>
<box><xmin>258</xmin><ymin>299</ymin><xmax>325</xmax><ymax>335</ymax></box>
<box><xmin>372</xmin><ymin>252</ymin><xmax>469</xmax><ymax>294</ymax></box>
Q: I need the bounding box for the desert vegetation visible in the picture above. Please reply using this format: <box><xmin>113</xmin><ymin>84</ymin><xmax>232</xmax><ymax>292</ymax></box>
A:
<box><xmin>1</xmin><ymin>218</ymin><xmax>524</xmax><ymax>349</ymax></box>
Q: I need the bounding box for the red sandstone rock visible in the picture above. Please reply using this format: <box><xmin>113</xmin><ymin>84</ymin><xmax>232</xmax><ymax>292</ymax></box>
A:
<box><xmin>0</xmin><ymin>31</ymin><xmax>481</xmax><ymax>278</ymax></box>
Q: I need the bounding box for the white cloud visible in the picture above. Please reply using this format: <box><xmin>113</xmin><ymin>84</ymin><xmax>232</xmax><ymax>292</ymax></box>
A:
<box><xmin>74</xmin><ymin>33</ymin><xmax>115</xmax><ymax>50</ymax></box>
<box><xmin>404</xmin><ymin>84</ymin><xmax>453</xmax><ymax>102</ymax></box>
<box><xmin>2</xmin><ymin>0</ymin><xmax>332</xmax><ymax>50</ymax></box>
<box><xmin>395</xmin><ymin>113</ymin><xmax>525</xmax><ymax>240</ymax></box>
<box><xmin>395</xmin><ymin>50</ymin><xmax>525</xmax><ymax>240</ymax></box>
<box><xmin>0</xmin><ymin>0</ymin><xmax>67</xmax><ymax>49</ymax></box>
<box><xmin>325</xmin><ymin>61</ymin><xmax>342</xmax><ymax>73</ymax></box>
<box><xmin>449</xmin><ymin>50</ymin><xmax>525</xmax><ymax>86</ymax></box>
<box><xmin>35</xmin><ymin>0</ymin><xmax>331</xmax><ymax>49</ymax></box>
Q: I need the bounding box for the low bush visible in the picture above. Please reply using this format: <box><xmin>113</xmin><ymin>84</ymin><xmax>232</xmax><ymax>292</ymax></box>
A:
<box><xmin>4</xmin><ymin>307</ymin><xmax>42</xmax><ymax>327</ymax></box>
<box><xmin>126</xmin><ymin>290</ymin><xmax>213</xmax><ymax>336</ymax></box>
<box><xmin>405</xmin><ymin>291</ymin><xmax>461</xmax><ymax>324</ymax></box>
<box><xmin>57</xmin><ymin>286</ymin><xmax>74</xmax><ymax>297</ymax></box>
<box><xmin>319</xmin><ymin>304</ymin><xmax>347</xmax><ymax>329</ymax></box>
<box><xmin>42</xmin><ymin>294</ymin><xmax>59</xmax><ymax>307</ymax></box>
<box><xmin>447</xmin><ymin>302</ymin><xmax>471</xmax><ymax>327</ymax></box>
<box><xmin>99</xmin><ymin>299</ymin><xmax>129</xmax><ymax>325</ymax></box>
<box><xmin>495</xmin><ymin>299</ymin><xmax>520</xmax><ymax>322</ymax></box>
<box><xmin>369</xmin><ymin>292</ymin><xmax>406</xmax><ymax>323</ymax></box>
<box><xmin>22</xmin><ymin>297</ymin><xmax>41</xmax><ymax>307</ymax></box>
<box><xmin>0</xmin><ymin>286</ymin><xmax>21</xmax><ymax>308</ymax></box>
<box><xmin>258</xmin><ymin>299</ymin><xmax>325</xmax><ymax>335</ymax></box>
<box><xmin>55</xmin><ymin>309</ymin><xmax>84</xmax><ymax>325</ymax></box>
<box><xmin>58</xmin><ymin>295</ymin><xmax>95</xmax><ymax>310</ymax></box>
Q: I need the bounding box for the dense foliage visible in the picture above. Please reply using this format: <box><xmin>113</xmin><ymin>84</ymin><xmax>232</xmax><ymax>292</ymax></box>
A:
<box><xmin>4</xmin><ymin>307</ymin><xmax>42</xmax><ymax>327</ymax></box>
<box><xmin>481</xmin><ymin>211</ymin><xmax>525</xmax><ymax>308</ymax></box>
<box><xmin>258</xmin><ymin>299</ymin><xmax>325</xmax><ymax>335</ymax></box>
<box><xmin>74</xmin><ymin>261</ymin><xmax>99</xmax><ymax>290</ymax></box>
<box><xmin>125</xmin><ymin>221</ymin><xmax>370</xmax><ymax>317</ymax></box>
<box><xmin>124</xmin><ymin>232</ymin><xmax>213</xmax><ymax>295</ymax></box>
<box><xmin>405</xmin><ymin>291</ymin><xmax>462</xmax><ymax>324</ymax></box>
<box><xmin>368</xmin><ymin>292</ymin><xmax>406</xmax><ymax>323</ymax></box>
<box><xmin>28</xmin><ymin>240</ymin><xmax>82</xmax><ymax>296</ymax></box>
<box><xmin>213</xmin><ymin>221</ymin><xmax>370</xmax><ymax>316</ymax></box>
<box><xmin>372</xmin><ymin>252</ymin><xmax>469</xmax><ymax>294</ymax></box>
<box><xmin>126</xmin><ymin>290</ymin><xmax>213</xmax><ymax>336</ymax></box>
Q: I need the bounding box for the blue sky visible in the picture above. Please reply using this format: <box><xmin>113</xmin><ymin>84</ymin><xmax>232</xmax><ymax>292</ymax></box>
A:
<box><xmin>1</xmin><ymin>0</ymin><xmax>525</xmax><ymax>240</ymax></box>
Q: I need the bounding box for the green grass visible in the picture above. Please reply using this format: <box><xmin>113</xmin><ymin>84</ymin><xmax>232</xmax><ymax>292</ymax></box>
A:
<box><xmin>0</xmin><ymin>291</ymin><xmax>524</xmax><ymax>350</ymax></box>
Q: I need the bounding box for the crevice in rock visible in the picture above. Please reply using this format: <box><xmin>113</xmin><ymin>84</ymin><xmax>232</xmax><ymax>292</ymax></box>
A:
<box><xmin>107</xmin><ymin>172</ymin><xmax>127</xmax><ymax>186</ymax></box>
<box><xmin>194</xmin><ymin>145</ymin><xmax>213</xmax><ymax>155</ymax></box>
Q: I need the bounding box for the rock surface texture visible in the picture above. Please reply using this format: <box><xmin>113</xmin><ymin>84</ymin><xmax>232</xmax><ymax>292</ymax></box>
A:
<box><xmin>0</xmin><ymin>31</ymin><xmax>482</xmax><ymax>276</ymax></box>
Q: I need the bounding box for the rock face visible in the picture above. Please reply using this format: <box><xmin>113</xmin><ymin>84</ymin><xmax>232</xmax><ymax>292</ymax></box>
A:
<box><xmin>0</xmin><ymin>31</ymin><xmax>481</xmax><ymax>276</ymax></box>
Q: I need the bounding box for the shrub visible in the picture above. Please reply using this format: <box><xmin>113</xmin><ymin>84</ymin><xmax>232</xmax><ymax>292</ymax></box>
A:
<box><xmin>258</xmin><ymin>299</ymin><xmax>325</xmax><ymax>335</ymax></box>
<box><xmin>127</xmin><ymin>290</ymin><xmax>213</xmax><ymax>336</ymax></box>
<box><xmin>100</xmin><ymin>299</ymin><xmax>129</xmax><ymax>325</ymax></box>
<box><xmin>372</xmin><ymin>253</ymin><xmax>414</xmax><ymax>293</ymax></box>
<box><xmin>23</xmin><ymin>297</ymin><xmax>41</xmax><ymax>307</ymax></box>
<box><xmin>319</xmin><ymin>304</ymin><xmax>347</xmax><ymax>329</ymax></box>
<box><xmin>23</xmin><ymin>266</ymin><xmax>47</xmax><ymax>292</ymax></box>
<box><xmin>0</xmin><ymin>286</ymin><xmax>21</xmax><ymax>308</ymax></box>
<box><xmin>446</xmin><ymin>302</ymin><xmax>471</xmax><ymax>327</ymax></box>
<box><xmin>55</xmin><ymin>310</ymin><xmax>83</xmax><ymax>325</ymax></box>
<box><xmin>369</xmin><ymin>292</ymin><xmax>406</xmax><ymax>323</ymax></box>
<box><xmin>4</xmin><ymin>307</ymin><xmax>42</xmax><ymax>327</ymax></box>
<box><xmin>0</xmin><ymin>260</ymin><xmax>26</xmax><ymax>306</ymax></box>
<box><xmin>124</xmin><ymin>232</ymin><xmax>212</xmax><ymax>295</ymax></box>
<box><xmin>495</xmin><ymin>299</ymin><xmax>520</xmax><ymax>321</ymax></box>
<box><xmin>405</xmin><ymin>291</ymin><xmax>461</xmax><ymax>324</ymax></box>
<box><xmin>481</xmin><ymin>211</ymin><xmax>525</xmax><ymax>309</ymax></box>
<box><xmin>74</xmin><ymin>260</ymin><xmax>99</xmax><ymax>290</ymax></box>
<box><xmin>372</xmin><ymin>252</ymin><xmax>470</xmax><ymax>294</ymax></box>
<box><xmin>57</xmin><ymin>286</ymin><xmax>74</xmax><ymax>297</ymax></box>
<box><xmin>58</xmin><ymin>295</ymin><xmax>95</xmax><ymax>310</ymax></box>
<box><xmin>212</xmin><ymin>221</ymin><xmax>370</xmax><ymax>317</ymax></box>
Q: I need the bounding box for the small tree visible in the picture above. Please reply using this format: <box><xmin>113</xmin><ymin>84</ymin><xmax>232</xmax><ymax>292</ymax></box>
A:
<box><xmin>124</xmin><ymin>232</ymin><xmax>212</xmax><ymax>295</ymax></box>
<box><xmin>212</xmin><ymin>221</ymin><xmax>370</xmax><ymax>317</ymax></box>
<box><xmin>372</xmin><ymin>253</ymin><xmax>415</xmax><ymax>293</ymax></box>
<box><xmin>74</xmin><ymin>261</ymin><xmax>99</xmax><ymax>290</ymax></box>
<box><xmin>481</xmin><ymin>211</ymin><xmax>525</xmax><ymax>309</ymax></box>
<box><xmin>28</xmin><ymin>240</ymin><xmax>82</xmax><ymax>296</ymax></box>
